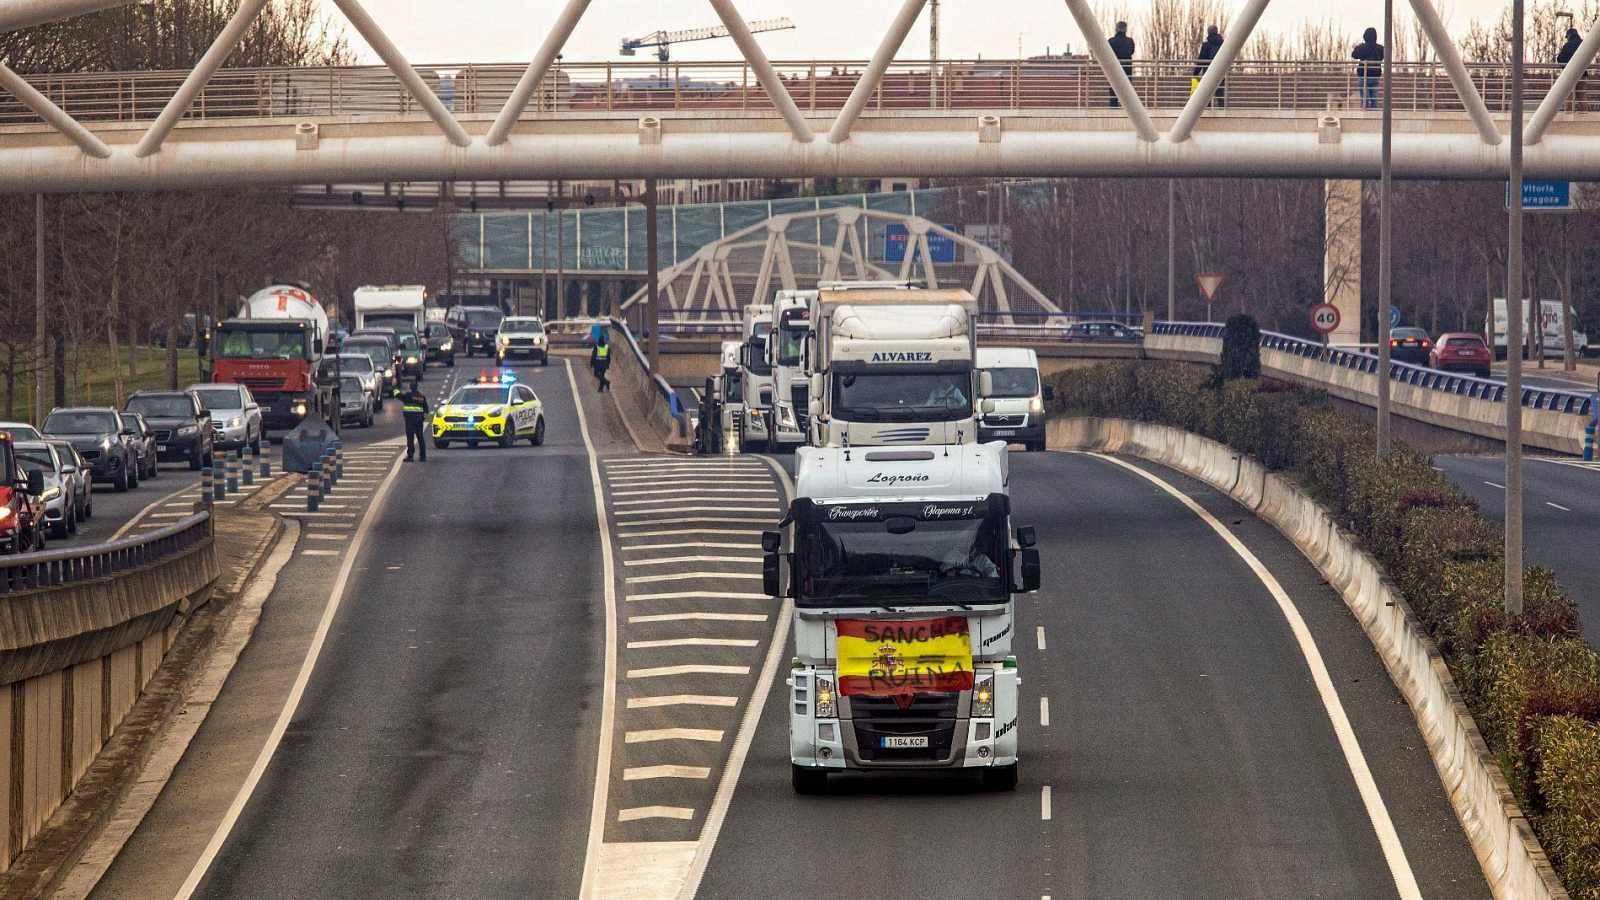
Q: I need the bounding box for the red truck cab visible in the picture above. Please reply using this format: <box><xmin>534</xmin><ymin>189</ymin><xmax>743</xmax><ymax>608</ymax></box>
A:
<box><xmin>0</xmin><ymin>432</ymin><xmax>46</xmax><ymax>554</ymax></box>
<box><xmin>211</xmin><ymin>319</ymin><xmax>327</xmax><ymax>430</ymax></box>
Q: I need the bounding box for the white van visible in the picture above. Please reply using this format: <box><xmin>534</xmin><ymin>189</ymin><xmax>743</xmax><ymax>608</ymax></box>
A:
<box><xmin>976</xmin><ymin>346</ymin><xmax>1049</xmax><ymax>451</ymax></box>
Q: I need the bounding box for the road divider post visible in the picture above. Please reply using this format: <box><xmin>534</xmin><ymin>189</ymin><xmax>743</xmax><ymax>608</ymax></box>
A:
<box><xmin>199</xmin><ymin>454</ymin><xmax>213</xmax><ymax>512</ymax></box>
<box><xmin>258</xmin><ymin>440</ymin><xmax>270</xmax><ymax>479</ymax></box>
<box><xmin>212</xmin><ymin>449</ymin><xmax>226</xmax><ymax>500</ymax></box>
<box><xmin>242</xmin><ymin>444</ymin><xmax>254</xmax><ymax>486</ymax></box>
<box><xmin>306</xmin><ymin>465</ymin><xmax>320</xmax><ymax>512</ymax></box>
<box><xmin>226</xmin><ymin>450</ymin><xmax>239</xmax><ymax>493</ymax></box>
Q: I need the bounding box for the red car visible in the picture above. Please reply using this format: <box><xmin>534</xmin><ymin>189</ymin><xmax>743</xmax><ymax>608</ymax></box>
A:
<box><xmin>0</xmin><ymin>431</ymin><xmax>46</xmax><ymax>554</ymax></box>
<box><xmin>1429</xmin><ymin>333</ymin><xmax>1492</xmax><ymax>378</ymax></box>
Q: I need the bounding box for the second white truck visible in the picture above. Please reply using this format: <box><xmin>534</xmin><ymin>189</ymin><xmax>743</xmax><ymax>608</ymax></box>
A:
<box><xmin>767</xmin><ymin>290</ymin><xmax>816</xmax><ymax>452</ymax></box>
<box><xmin>354</xmin><ymin>285</ymin><xmax>427</xmax><ymax>336</ymax></box>
<box><xmin>738</xmin><ymin>303</ymin><xmax>775</xmax><ymax>453</ymax></box>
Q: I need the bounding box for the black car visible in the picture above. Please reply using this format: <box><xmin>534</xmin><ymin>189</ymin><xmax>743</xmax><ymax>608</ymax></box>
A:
<box><xmin>447</xmin><ymin>305</ymin><xmax>504</xmax><ymax>357</ymax></box>
<box><xmin>125</xmin><ymin>390</ymin><xmax>213</xmax><ymax>470</ymax></box>
<box><xmin>1388</xmin><ymin>327</ymin><xmax>1432</xmax><ymax>365</ymax></box>
<box><xmin>122</xmin><ymin>413</ymin><xmax>161</xmax><ymax>481</ymax></box>
<box><xmin>423</xmin><ymin>321</ymin><xmax>456</xmax><ymax>367</ymax></box>
<box><xmin>394</xmin><ymin>332</ymin><xmax>425</xmax><ymax>381</ymax></box>
<box><xmin>41</xmin><ymin>407</ymin><xmax>139</xmax><ymax>492</ymax></box>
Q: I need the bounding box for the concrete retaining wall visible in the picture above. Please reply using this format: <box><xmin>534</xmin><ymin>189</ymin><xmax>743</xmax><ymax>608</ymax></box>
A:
<box><xmin>0</xmin><ymin>536</ymin><xmax>217</xmax><ymax>872</ymax></box>
<box><xmin>605</xmin><ymin>321</ymin><xmax>691</xmax><ymax>451</ymax></box>
<box><xmin>1048</xmin><ymin>416</ymin><xmax>1568</xmax><ymax>900</ymax></box>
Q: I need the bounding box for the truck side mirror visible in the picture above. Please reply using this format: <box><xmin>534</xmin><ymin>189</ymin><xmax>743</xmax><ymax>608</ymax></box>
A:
<box><xmin>25</xmin><ymin>470</ymin><xmax>44</xmax><ymax>496</ymax></box>
<box><xmin>979</xmin><ymin>370</ymin><xmax>995</xmax><ymax>397</ymax></box>
<box><xmin>761</xmin><ymin>530</ymin><xmax>781</xmax><ymax>552</ymax></box>
<box><xmin>1016</xmin><ymin>526</ymin><xmax>1037</xmax><ymax>548</ymax></box>
<box><xmin>761</xmin><ymin>531</ymin><xmax>783</xmax><ymax>597</ymax></box>
<box><xmin>1020</xmin><ymin>548</ymin><xmax>1041</xmax><ymax>593</ymax></box>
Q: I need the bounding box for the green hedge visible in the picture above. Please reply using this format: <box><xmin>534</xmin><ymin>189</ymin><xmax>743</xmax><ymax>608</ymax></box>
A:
<box><xmin>1050</xmin><ymin>359</ymin><xmax>1600</xmax><ymax>895</ymax></box>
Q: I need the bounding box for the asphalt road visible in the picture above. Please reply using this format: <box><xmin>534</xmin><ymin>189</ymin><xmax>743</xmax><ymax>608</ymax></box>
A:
<box><xmin>1435</xmin><ymin>454</ymin><xmax>1600</xmax><ymax>644</ymax></box>
<box><xmin>189</xmin><ymin>360</ymin><xmax>606</xmax><ymax>896</ymax></box>
<box><xmin>697</xmin><ymin>450</ymin><xmax>1488</xmax><ymax>900</ymax></box>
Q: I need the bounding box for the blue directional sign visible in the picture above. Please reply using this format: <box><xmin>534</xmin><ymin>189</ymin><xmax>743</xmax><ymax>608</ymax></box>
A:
<box><xmin>1507</xmin><ymin>180</ymin><xmax>1572</xmax><ymax>210</ymax></box>
<box><xmin>1388</xmin><ymin>305</ymin><xmax>1402</xmax><ymax>328</ymax></box>
<box><xmin>884</xmin><ymin>224</ymin><xmax>958</xmax><ymax>264</ymax></box>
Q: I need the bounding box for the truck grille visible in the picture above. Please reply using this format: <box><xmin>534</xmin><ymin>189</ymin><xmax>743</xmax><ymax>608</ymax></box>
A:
<box><xmin>848</xmin><ymin>691</ymin><xmax>959</xmax><ymax>762</ymax></box>
<box><xmin>983</xmin><ymin>414</ymin><xmax>1025</xmax><ymax>428</ymax></box>
<box><xmin>235</xmin><ymin>378</ymin><xmax>282</xmax><ymax>394</ymax></box>
<box><xmin>791</xmin><ymin>384</ymin><xmax>809</xmax><ymax>432</ymax></box>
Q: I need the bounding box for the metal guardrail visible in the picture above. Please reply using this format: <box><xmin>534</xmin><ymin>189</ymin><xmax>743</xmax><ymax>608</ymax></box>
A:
<box><xmin>1153</xmin><ymin>321</ymin><xmax>1597</xmax><ymax>418</ymax></box>
<box><xmin>0</xmin><ymin>512</ymin><xmax>210</xmax><ymax>595</ymax></box>
<box><xmin>1</xmin><ymin>58</ymin><xmax>1592</xmax><ymax>127</ymax></box>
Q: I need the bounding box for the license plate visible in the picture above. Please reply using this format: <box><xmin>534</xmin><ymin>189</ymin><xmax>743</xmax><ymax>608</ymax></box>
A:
<box><xmin>1457</xmin><ymin>350</ymin><xmax>1474</xmax><ymax>357</ymax></box>
<box><xmin>157</xmin><ymin>444</ymin><xmax>167</xmax><ymax>452</ymax></box>
<box><xmin>991</xmin><ymin>429</ymin><xmax>1016</xmax><ymax>437</ymax></box>
<box><xmin>879</xmin><ymin>735</ymin><xmax>929</xmax><ymax>749</ymax></box>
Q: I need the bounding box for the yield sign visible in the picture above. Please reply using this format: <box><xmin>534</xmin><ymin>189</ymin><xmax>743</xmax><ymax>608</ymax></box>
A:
<box><xmin>1195</xmin><ymin>272</ymin><xmax>1226</xmax><ymax>305</ymax></box>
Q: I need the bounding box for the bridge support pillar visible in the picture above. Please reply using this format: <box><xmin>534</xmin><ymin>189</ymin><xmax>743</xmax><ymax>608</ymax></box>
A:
<box><xmin>1324</xmin><ymin>179</ymin><xmax>1363</xmax><ymax>346</ymax></box>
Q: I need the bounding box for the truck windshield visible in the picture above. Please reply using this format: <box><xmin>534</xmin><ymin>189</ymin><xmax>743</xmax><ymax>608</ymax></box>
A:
<box><xmin>776</xmin><ymin>326</ymin><xmax>805</xmax><ymax>366</ymax></box>
<box><xmin>797</xmin><ymin>516</ymin><xmax>1005</xmax><ymax>606</ymax></box>
<box><xmin>833</xmin><ymin>372</ymin><xmax>971</xmax><ymax>422</ymax></box>
<box><xmin>217</xmin><ymin>328</ymin><xmax>305</xmax><ymax>360</ymax></box>
<box><xmin>983</xmin><ymin>367</ymin><xmax>1039</xmax><ymax>399</ymax></box>
<box><xmin>365</xmin><ymin>314</ymin><xmax>414</xmax><ymax>331</ymax></box>
<box><xmin>746</xmin><ymin>334</ymin><xmax>772</xmax><ymax>376</ymax></box>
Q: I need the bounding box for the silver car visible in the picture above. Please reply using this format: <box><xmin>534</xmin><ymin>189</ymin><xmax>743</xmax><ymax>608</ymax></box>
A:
<box><xmin>14</xmin><ymin>441</ymin><xmax>76</xmax><ymax>538</ymax></box>
<box><xmin>319</xmin><ymin>354</ymin><xmax>381</xmax><ymax>412</ymax></box>
<box><xmin>0</xmin><ymin>421</ymin><xmax>43</xmax><ymax>441</ymax></box>
<box><xmin>44</xmin><ymin>439</ymin><xmax>92</xmax><ymax>521</ymax></box>
<box><xmin>187</xmin><ymin>383</ymin><xmax>263</xmax><ymax>451</ymax></box>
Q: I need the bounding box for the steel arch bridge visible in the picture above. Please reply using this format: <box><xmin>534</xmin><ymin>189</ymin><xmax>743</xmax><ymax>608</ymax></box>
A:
<box><xmin>618</xmin><ymin>207</ymin><xmax>1061</xmax><ymax>323</ymax></box>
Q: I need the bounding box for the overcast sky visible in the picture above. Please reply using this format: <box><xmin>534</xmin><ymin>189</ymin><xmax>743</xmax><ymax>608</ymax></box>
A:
<box><xmin>338</xmin><ymin>1</ymin><xmax>1523</xmax><ymax>65</ymax></box>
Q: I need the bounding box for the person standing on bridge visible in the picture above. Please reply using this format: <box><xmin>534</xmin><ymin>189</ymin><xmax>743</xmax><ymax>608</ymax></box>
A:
<box><xmin>1352</xmin><ymin>28</ymin><xmax>1384</xmax><ymax>110</ymax></box>
<box><xmin>590</xmin><ymin>332</ymin><xmax>611</xmax><ymax>393</ymax></box>
<box><xmin>1194</xmin><ymin>25</ymin><xmax>1225</xmax><ymax>107</ymax></box>
<box><xmin>1558</xmin><ymin>27</ymin><xmax>1583</xmax><ymax>64</ymax></box>
<box><xmin>397</xmin><ymin>379</ymin><xmax>430</xmax><ymax>462</ymax></box>
<box><xmin>1108</xmin><ymin>22</ymin><xmax>1135</xmax><ymax>108</ymax></box>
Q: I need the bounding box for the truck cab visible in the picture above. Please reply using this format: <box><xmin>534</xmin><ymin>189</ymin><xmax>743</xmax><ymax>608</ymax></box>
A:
<box><xmin>804</xmin><ymin>287</ymin><xmax>979</xmax><ymax>449</ymax></box>
<box><xmin>695</xmin><ymin>341</ymin><xmax>746</xmax><ymax>455</ymax></box>
<box><xmin>766</xmin><ymin>442</ymin><xmax>1039</xmax><ymax>793</ymax></box>
<box><xmin>767</xmin><ymin>290</ymin><xmax>816</xmax><ymax>452</ymax></box>
<box><xmin>213</xmin><ymin>284</ymin><xmax>330</xmax><ymax>431</ymax></box>
<box><xmin>738</xmin><ymin>303</ymin><xmax>775</xmax><ymax>453</ymax></box>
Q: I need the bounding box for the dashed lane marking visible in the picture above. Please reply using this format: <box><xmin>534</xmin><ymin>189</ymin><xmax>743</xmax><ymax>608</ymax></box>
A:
<box><xmin>302</xmin><ymin>549</ymin><xmax>341</xmax><ymax>557</ymax></box>
<box><xmin>614</xmin><ymin>506</ymin><xmax>777</xmax><ymax>517</ymax></box>
<box><xmin>626</xmin><ymin>638</ymin><xmax>760</xmax><ymax>649</ymax></box>
<box><xmin>625</xmin><ymin>591</ymin><xmax>768</xmax><ymax>603</ymax></box>
<box><xmin>625</xmin><ymin>664</ymin><xmax>751</xmax><ymax>679</ymax></box>
<box><xmin>620</xmin><ymin>542</ymin><xmax>760</xmax><ymax>552</ymax></box>
<box><xmin>615</xmin><ymin>528</ymin><xmax>766</xmax><ymax>539</ymax></box>
<box><xmin>146</xmin><ymin>512</ymin><xmax>190</xmax><ymax>519</ymax></box>
<box><xmin>622</xmin><ymin>556</ymin><xmax>761</xmax><ymax>567</ymax></box>
<box><xmin>628</xmin><ymin>613</ymin><xmax>768</xmax><ymax>624</ymax></box>
<box><xmin>615</xmin><ymin>517</ymin><xmax>776</xmax><ymax>529</ymax></box>
<box><xmin>302</xmin><ymin>535</ymin><xmax>347</xmax><ymax>542</ymax></box>
<box><xmin>1548</xmin><ymin>502</ymin><xmax>1573</xmax><ymax>511</ymax></box>
<box><xmin>1037</xmin><ymin>626</ymin><xmax>1047</xmax><ymax>651</ymax></box>
<box><xmin>1485</xmin><ymin>481</ymin><xmax>1506</xmax><ymax>490</ymax></box>
<box><xmin>625</xmin><ymin>695</ymin><xmax>740</xmax><ymax>709</ymax></box>
<box><xmin>617</xmin><ymin>807</ymin><xmax>695</xmax><ymax>823</ymax></box>
<box><xmin>1041</xmin><ymin>785</ymin><xmax>1052</xmax><ymax>821</ymax></box>
<box><xmin>624</xmin><ymin>728</ymin><xmax>725</xmax><ymax>744</ymax></box>
<box><xmin>1040</xmin><ymin>697</ymin><xmax>1050</xmax><ymax>727</ymax></box>
<box><xmin>624</xmin><ymin>572</ymin><xmax>762</xmax><ymax>585</ymax></box>
<box><xmin>623</xmin><ymin>766</ymin><xmax>712</xmax><ymax>781</ymax></box>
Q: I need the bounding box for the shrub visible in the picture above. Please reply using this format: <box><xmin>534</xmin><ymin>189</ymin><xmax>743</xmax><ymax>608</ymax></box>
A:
<box><xmin>1531</xmin><ymin>716</ymin><xmax>1600</xmax><ymax>898</ymax></box>
<box><xmin>1218</xmin><ymin>313</ymin><xmax>1262</xmax><ymax>381</ymax></box>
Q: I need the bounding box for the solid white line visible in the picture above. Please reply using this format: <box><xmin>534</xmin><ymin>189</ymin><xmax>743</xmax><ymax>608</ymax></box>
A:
<box><xmin>174</xmin><ymin>433</ymin><xmax>408</xmax><ymax>899</ymax></box>
<box><xmin>112</xmin><ymin>479</ymin><xmax>200</xmax><ymax>540</ymax></box>
<box><xmin>623</xmin><ymin>765</ymin><xmax>712</xmax><ymax>781</ymax></box>
<box><xmin>626</xmin><ymin>695</ymin><xmax>740</xmax><ymax>709</ymax></box>
<box><xmin>625</xmin><ymin>572</ymin><xmax>762</xmax><ymax>584</ymax></box>
<box><xmin>628</xmin><ymin>612</ymin><xmax>769</xmax><ymax>624</ymax></box>
<box><xmin>1547</xmin><ymin>502</ymin><xmax>1572</xmax><ymax>511</ymax></box>
<box><xmin>626</xmin><ymin>664</ymin><xmax>750</xmax><ymax>678</ymax></box>
<box><xmin>620</xmin><ymin>542</ymin><xmax>760</xmax><ymax>552</ymax></box>
<box><xmin>1039</xmin><ymin>696</ymin><xmax>1050</xmax><ymax>727</ymax></box>
<box><xmin>1041</xmin><ymin>785</ymin><xmax>1052</xmax><ymax>820</ymax></box>
<box><xmin>302</xmin><ymin>534</ymin><xmax>346</xmax><ymax>542</ymax></box>
<box><xmin>624</xmin><ymin>728</ymin><xmax>725</xmax><ymax>744</ymax></box>
<box><xmin>573</xmin><ymin>359</ymin><xmax>621</xmax><ymax>900</ymax></box>
<box><xmin>617</xmin><ymin>806</ymin><xmax>695</xmax><ymax>822</ymax></box>
<box><xmin>626</xmin><ymin>637</ymin><xmax>759</xmax><ymax>649</ymax></box>
<box><xmin>1485</xmin><ymin>481</ymin><xmax>1506</xmax><ymax>490</ymax></box>
<box><xmin>144</xmin><ymin>512</ymin><xmax>189</xmax><ymax>519</ymax></box>
<box><xmin>678</xmin><ymin>454</ymin><xmax>796</xmax><ymax>900</ymax></box>
<box><xmin>1089</xmin><ymin>453</ymin><xmax>1422</xmax><ymax>899</ymax></box>
<box><xmin>1036</xmin><ymin>625</ymin><xmax>1046</xmax><ymax>651</ymax></box>
<box><xmin>622</xmin><ymin>555</ymin><xmax>761</xmax><ymax>567</ymax></box>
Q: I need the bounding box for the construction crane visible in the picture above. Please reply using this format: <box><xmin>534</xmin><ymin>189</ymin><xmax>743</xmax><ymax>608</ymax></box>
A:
<box><xmin>620</xmin><ymin>17</ymin><xmax>796</xmax><ymax>63</ymax></box>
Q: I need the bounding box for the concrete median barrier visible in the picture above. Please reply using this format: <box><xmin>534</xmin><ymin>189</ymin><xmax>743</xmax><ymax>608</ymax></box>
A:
<box><xmin>602</xmin><ymin>319</ymin><xmax>692</xmax><ymax>452</ymax></box>
<box><xmin>1049</xmin><ymin>416</ymin><xmax>1568</xmax><ymax>900</ymax></box>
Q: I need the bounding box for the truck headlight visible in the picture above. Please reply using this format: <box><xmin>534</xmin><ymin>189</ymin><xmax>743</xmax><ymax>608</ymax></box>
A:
<box><xmin>815</xmin><ymin>677</ymin><xmax>837</xmax><ymax>719</ymax></box>
<box><xmin>778</xmin><ymin>404</ymin><xmax>797</xmax><ymax>430</ymax></box>
<box><xmin>291</xmin><ymin>401</ymin><xmax>308</xmax><ymax>417</ymax></box>
<box><xmin>1029</xmin><ymin>395</ymin><xmax>1045</xmax><ymax>415</ymax></box>
<box><xmin>972</xmin><ymin>673</ymin><xmax>995</xmax><ymax>717</ymax></box>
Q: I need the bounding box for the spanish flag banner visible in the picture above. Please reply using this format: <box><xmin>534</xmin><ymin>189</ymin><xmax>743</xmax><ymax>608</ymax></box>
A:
<box><xmin>836</xmin><ymin>617</ymin><xmax>974</xmax><ymax>698</ymax></box>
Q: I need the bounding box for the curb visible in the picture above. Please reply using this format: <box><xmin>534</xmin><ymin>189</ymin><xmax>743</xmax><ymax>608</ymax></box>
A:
<box><xmin>0</xmin><ymin>507</ymin><xmax>290</xmax><ymax>900</ymax></box>
<box><xmin>1048</xmin><ymin>416</ymin><xmax>1569</xmax><ymax>900</ymax></box>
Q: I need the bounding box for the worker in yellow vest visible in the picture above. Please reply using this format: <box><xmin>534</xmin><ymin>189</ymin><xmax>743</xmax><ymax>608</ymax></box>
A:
<box><xmin>590</xmin><ymin>332</ymin><xmax>611</xmax><ymax>393</ymax></box>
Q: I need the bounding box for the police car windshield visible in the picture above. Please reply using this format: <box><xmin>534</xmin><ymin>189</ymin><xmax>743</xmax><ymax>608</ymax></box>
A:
<box><xmin>797</xmin><ymin>517</ymin><xmax>1004</xmax><ymax>606</ymax></box>
<box><xmin>452</xmin><ymin>386</ymin><xmax>510</xmax><ymax>406</ymax></box>
<box><xmin>834</xmin><ymin>372</ymin><xmax>971</xmax><ymax>422</ymax></box>
<box><xmin>983</xmin><ymin>367</ymin><xmax>1039</xmax><ymax>399</ymax></box>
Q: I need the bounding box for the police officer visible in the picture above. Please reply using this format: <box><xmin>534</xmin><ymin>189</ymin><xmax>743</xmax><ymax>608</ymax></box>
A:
<box><xmin>590</xmin><ymin>333</ymin><xmax>611</xmax><ymax>393</ymax></box>
<box><xmin>396</xmin><ymin>379</ymin><xmax>430</xmax><ymax>462</ymax></box>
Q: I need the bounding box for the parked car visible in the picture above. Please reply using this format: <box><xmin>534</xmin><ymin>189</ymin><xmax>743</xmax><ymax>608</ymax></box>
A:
<box><xmin>446</xmin><ymin>305</ymin><xmax>504</xmax><ymax>357</ymax></box>
<box><xmin>125</xmin><ymin>390</ymin><xmax>213</xmax><ymax>470</ymax></box>
<box><xmin>0</xmin><ymin>433</ymin><xmax>46</xmax><ymax>554</ymax></box>
<box><xmin>1062</xmin><ymin>321</ymin><xmax>1142</xmax><ymax>343</ymax></box>
<box><xmin>1429</xmin><ymin>333</ymin><xmax>1493</xmax><ymax>377</ymax></box>
<box><xmin>1389</xmin><ymin>327</ymin><xmax>1433</xmax><ymax>365</ymax></box>
<box><xmin>14</xmin><ymin>441</ymin><xmax>77</xmax><ymax>538</ymax></box>
<box><xmin>318</xmin><ymin>354</ymin><xmax>382</xmax><ymax>412</ymax></box>
<box><xmin>337</xmin><ymin>375</ymin><xmax>374</xmax><ymax>428</ymax></box>
<box><xmin>43</xmin><ymin>438</ymin><xmax>91</xmax><ymax>521</ymax></box>
<box><xmin>423</xmin><ymin>321</ymin><xmax>456</xmax><ymax>367</ymax></box>
<box><xmin>187</xmin><ymin>383</ymin><xmax>263</xmax><ymax>452</ymax></box>
<box><xmin>0</xmin><ymin>422</ymin><xmax>42</xmax><ymax>441</ymax></box>
<box><xmin>121</xmin><ymin>413</ymin><xmax>161</xmax><ymax>481</ymax></box>
<box><xmin>42</xmin><ymin>407</ymin><xmax>138</xmax><ymax>491</ymax></box>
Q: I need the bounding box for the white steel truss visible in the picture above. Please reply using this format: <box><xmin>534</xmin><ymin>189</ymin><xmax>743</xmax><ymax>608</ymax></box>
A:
<box><xmin>2</xmin><ymin>0</ymin><xmax>1600</xmax><ymax>191</ymax></box>
<box><xmin>618</xmin><ymin>207</ymin><xmax>1061</xmax><ymax>322</ymax></box>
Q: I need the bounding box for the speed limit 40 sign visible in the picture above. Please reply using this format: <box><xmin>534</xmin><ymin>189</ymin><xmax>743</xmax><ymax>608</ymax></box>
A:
<box><xmin>1310</xmin><ymin>303</ymin><xmax>1341</xmax><ymax>334</ymax></box>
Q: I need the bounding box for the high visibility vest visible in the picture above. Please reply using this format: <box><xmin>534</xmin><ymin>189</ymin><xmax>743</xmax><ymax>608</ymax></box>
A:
<box><xmin>596</xmin><ymin>344</ymin><xmax>610</xmax><ymax>360</ymax></box>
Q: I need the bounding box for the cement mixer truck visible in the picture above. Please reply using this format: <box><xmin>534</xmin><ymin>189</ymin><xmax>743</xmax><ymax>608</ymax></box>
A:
<box><xmin>212</xmin><ymin>284</ymin><xmax>332</xmax><ymax>432</ymax></box>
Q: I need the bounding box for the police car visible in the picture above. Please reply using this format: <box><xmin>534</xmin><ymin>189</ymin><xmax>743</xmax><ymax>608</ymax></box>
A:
<box><xmin>431</xmin><ymin>372</ymin><xmax>546</xmax><ymax>449</ymax></box>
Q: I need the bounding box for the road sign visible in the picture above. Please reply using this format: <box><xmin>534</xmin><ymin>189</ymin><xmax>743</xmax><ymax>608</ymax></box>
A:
<box><xmin>883</xmin><ymin>224</ymin><xmax>958</xmax><ymax>264</ymax></box>
<box><xmin>1506</xmin><ymin>179</ymin><xmax>1572</xmax><ymax>211</ymax></box>
<box><xmin>1388</xmin><ymin>305</ymin><xmax>1402</xmax><ymax>328</ymax></box>
<box><xmin>1195</xmin><ymin>272</ymin><xmax>1226</xmax><ymax>305</ymax></box>
<box><xmin>1310</xmin><ymin>303</ymin><xmax>1341</xmax><ymax>334</ymax></box>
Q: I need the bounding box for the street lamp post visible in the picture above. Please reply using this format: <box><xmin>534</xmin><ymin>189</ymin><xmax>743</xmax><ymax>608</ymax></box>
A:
<box><xmin>1506</xmin><ymin>0</ymin><xmax>1527</xmax><ymax>614</ymax></box>
<box><xmin>1167</xmin><ymin>179</ymin><xmax>1176</xmax><ymax>322</ymax></box>
<box><xmin>646</xmin><ymin>177</ymin><xmax>660</xmax><ymax>371</ymax></box>
<box><xmin>1376</xmin><ymin>0</ymin><xmax>1395</xmax><ymax>457</ymax></box>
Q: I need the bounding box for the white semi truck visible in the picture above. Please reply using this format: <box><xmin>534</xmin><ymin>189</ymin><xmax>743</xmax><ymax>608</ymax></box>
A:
<box><xmin>804</xmin><ymin>286</ymin><xmax>980</xmax><ymax>448</ymax></box>
<box><xmin>738</xmin><ymin>303</ymin><xmax>775</xmax><ymax>453</ymax></box>
<box><xmin>766</xmin><ymin>442</ymin><xmax>1039</xmax><ymax>793</ymax></box>
<box><xmin>767</xmin><ymin>290</ymin><xmax>816</xmax><ymax>452</ymax></box>
<box><xmin>354</xmin><ymin>285</ymin><xmax>427</xmax><ymax>335</ymax></box>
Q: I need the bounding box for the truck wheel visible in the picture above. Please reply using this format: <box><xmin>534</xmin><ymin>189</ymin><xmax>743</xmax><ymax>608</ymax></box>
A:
<box><xmin>499</xmin><ymin>422</ymin><xmax>516</xmax><ymax>449</ymax></box>
<box><xmin>981</xmin><ymin>764</ymin><xmax>1019</xmax><ymax>791</ymax></box>
<box><xmin>530</xmin><ymin>418</ymin><xmax>545</xmax><ymax>446</ymax></box>
<box><xmin>791</xmin><ymin>765</ymin><xmax>828</xmax><ymax>795</ymax></box>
